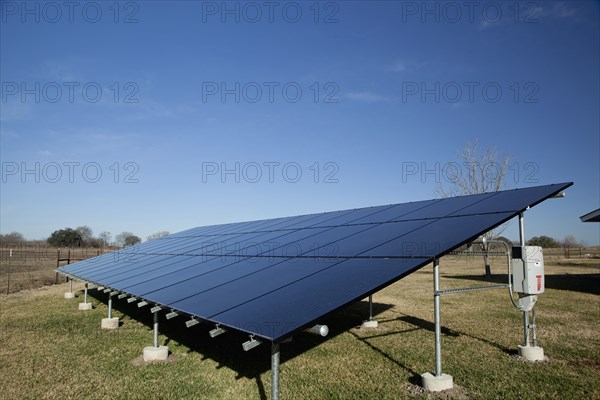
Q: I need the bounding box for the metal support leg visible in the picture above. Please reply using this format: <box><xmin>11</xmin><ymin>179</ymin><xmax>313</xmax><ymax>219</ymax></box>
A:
<box><xmin>421</xmin><ymin>257</ymin><xmax>453</xmax><ymax>391</ymax></box>
<box><xmin>84</xmin><ymin>283</ymin><xmax>88</xmax><ymax>303</ymax></box>
<box><xmin>142</xmin><ymin>310</ymin><xmax>167</xmax><ymax>361</ymax></box>
<box><xmin>108</xmin><ymin>293</ymin><xmax>113</xmax><ymax>319</ymax></box>
<box><xmin>69</xmin><ymin>278</ymin><xmax>73</xmax><ymax>293</ymax></box>
<box><xmin>520</xmin><ymin>212</ymin><xmax>530</xmax><ymax>348</ymax></box>
<box><xmin>271</xmin><ymin>343</ymin><xmax>280</xmax><ymax>400</ymax></box>
<box><xmin>531</xmin><ymin>307</ymin><xmax>537</xmax><ymax>347</ymax></box>
<box><xmin>433</xmin><ymin>258</ymin><xmax>442</xmax><ymax>377</ymax></box>
<box><xmin>153</xmin><ymin>311</ymin><xmax>159</xmax><ymax>348</ymax></box>
<box><xmin>523</xmin><ymin>310</ymin><xmax>530</xmax><ymax>346</ymax></box>
<box><xmin>519</xmin><ymin>213</ymin><xmax>525</xmax><ymax>247</ymax></box>
<box><xmin>362</xmin><ymin>294</ymin><xmax>378</xmax><ymax>328</ymax></box>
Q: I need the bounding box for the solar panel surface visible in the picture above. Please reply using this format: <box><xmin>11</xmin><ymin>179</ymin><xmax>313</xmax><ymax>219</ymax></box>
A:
<box><xmin>58</xmin><ymin>182</ymin><xmax>572</xmax><ymax>341</ymax></box>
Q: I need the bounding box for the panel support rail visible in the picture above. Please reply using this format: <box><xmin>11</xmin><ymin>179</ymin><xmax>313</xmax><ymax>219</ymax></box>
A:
<box><xmin>436</xmin><ymin>284</ymin><xmax>508</xmax><ymax>295</ymax></box>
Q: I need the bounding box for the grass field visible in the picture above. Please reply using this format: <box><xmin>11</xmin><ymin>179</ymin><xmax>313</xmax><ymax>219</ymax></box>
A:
<box><xmin>0</xmin><ymin>255</ymin><xmax>598</xmax><ymax>399</ymax></box>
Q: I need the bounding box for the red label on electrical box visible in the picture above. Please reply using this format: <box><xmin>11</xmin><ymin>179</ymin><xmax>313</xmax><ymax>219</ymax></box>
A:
<box><xmin>536</xmin><ymin>275</ymin><xmax>542</xmax><ymax>291</ymax></box>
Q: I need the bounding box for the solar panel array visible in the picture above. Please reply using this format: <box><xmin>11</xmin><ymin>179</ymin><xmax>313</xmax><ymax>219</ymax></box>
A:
<box><xmin>58</xmin><ymin>182</ymin><xmax>572</xmax><ymax>341</ymax></box>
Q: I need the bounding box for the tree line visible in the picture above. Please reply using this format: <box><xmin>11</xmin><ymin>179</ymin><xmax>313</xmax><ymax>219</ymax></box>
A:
<box><xmin>526</xmin><ymin>235</ymin><xmax>586</xmax><ymax>249</ymax></box>
<box><xmin>0</xmin><ymin>228</ymin><xmax>170</xmax><ymax>248</ymax></box>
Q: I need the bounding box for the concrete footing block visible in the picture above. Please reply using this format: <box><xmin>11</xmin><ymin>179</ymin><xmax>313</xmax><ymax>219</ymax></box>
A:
<box><xmin>421</xmin><ymin>372</ymin><xmax>454</xmax><ymax>392</ymax></box>
<box><xmin>143</xmin><ymin>346</ymin><xmax>169</xmax><ymax>362</ymax></box>
<box><xmin>64</xmin><ymin>292</ymin><xmax>75</xmax><ymax>299</ymax></box>
<box><xmin>79</xmin><ymin>302</ymin><xmax>93</xmax><ymax>310</ymax></box>
<box><xmin>101</xmin><ymin>317</ymin><xmax>119</xmax><ymax>329</ymax></box>
<box><xmin>361</xmin><ymin>320</ymin><xmax>379</xmax><ymax>328</ymax></box>
<box><xmin>518</xmin><ymin>345</ymin><xmax>545</xmax><ymax>361</ymax></box>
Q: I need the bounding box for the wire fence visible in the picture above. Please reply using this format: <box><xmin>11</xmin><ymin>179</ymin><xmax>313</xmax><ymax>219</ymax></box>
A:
<box><xmin>0</xmin><ymin>245</ymin><xmax>108</xmax><ymax>294</ymax></box>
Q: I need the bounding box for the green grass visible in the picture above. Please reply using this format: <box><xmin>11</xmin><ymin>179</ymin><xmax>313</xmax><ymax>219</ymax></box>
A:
<box><xmin>0</xmin><ymin>258</ymin><xmax>598</xmax><ymax>399</ymax></box>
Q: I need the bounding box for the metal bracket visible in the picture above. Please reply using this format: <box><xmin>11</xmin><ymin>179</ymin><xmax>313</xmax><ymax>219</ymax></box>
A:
<box><xmin>209</xmin><ymin>325</ymin><xmax>227</xmax><ymax>338</ymax></box>
<box><xmin>185</xmin><ymin>318</ymin><xmax>199</xmax><ymax>328</ymax></box>
<box><xmin>242</xmin><ymin>335</ymin><xmax>262</xmax><ymax>351</ymax></box>
<box><xmin>166</xmin><ymin>310</ymin><xmax>179</xmax><ymax>320</ymax></box>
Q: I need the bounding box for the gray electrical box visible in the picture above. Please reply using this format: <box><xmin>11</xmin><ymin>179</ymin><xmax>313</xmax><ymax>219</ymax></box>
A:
<box><xmin>512</xmin><ymin>246</ymin><xmax>545</xmax><ymax>295</ymax></box>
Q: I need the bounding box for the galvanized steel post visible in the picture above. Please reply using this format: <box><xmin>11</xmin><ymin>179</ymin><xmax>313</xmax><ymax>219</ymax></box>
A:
<box><xmin>519</xmin><ymin>213</ymin><xmax>525</xmax><ymax>247</ymax></box>
<box><xmin>523</xmin><ymin>311</ymin><xmax>530</xmax><ymax>346</ymax></box>
<box><xmin>108</xmin><ymin>293</ymin><xmax>113</xmax><ymax>319</ymax></box>
<box><xmin>519</xmin><ymin>212</ymin><xmax>530</xmax><ymax>347</ymax></box>
<box><xmin>271</xmin><ymin>342</ymin><xmax>280</xmax><ymax>400</ymax></box>
<box><xmin>153</xmin><ymin>311</ymin><xmax>159</xmax><ymax>348</ymax></box>
<box><xmin>84</xmin><ymin>283</ymin><xmax>88</xmax><ymax>303</ymax></box>
<box><xmin>433</xmin><ymin>258</ymin><xmax>442</xmax><ymax>377</ymax></box>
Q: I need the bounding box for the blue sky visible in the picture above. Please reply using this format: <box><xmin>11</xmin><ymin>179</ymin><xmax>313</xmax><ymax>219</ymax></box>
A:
<box><xmin>1</xmin><ymin>0</ymin><xmax>598</xmax><ymax>245</ymax></box>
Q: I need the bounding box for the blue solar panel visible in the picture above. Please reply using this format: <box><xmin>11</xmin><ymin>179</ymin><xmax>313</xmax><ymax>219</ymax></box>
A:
<box><xmin>58</xmin><ymin>182</ymin><xmax>572</xmax><ymax>341</ymax></box>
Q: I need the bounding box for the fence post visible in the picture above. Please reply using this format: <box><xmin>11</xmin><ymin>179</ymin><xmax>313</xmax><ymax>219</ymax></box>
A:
<box><xmin>55</xmin><ymin>249</ymin><xmax>61</xmax><ymax>284</ymax></box>
<box><xmin>6</xmin><ymin>249</ymin><xmax>12</xmax><ymax>294</ymax></box>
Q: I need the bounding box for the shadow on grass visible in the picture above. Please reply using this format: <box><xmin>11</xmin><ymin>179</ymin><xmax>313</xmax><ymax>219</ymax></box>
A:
<box><xmin>348</xmin><ymin>328</ymin><xmax>423</xmax><ymax>382</ymax></box>
<box><xmin>446</xmin><ymin>273</ymin><xmax>600</xmax><ymax>296</ymax></box>
<box><xmin>89</xmin><ymin>291</ymin><xmax>393</xmax><ymax>399</ymax></box>
<box><xmin>399</xmin><ymin>313</ymin><xmax>517</xmax><ymax>356</ymax></box>
<box><xmin>353</xmin><ymin>311</ymin><xmax>517</xmax><ymax>380</ymax></box>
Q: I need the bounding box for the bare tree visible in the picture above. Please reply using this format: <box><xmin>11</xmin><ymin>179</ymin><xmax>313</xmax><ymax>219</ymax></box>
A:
<box><xmin>562</xmin><ymin>235</ymin><xmax>580</xmax><ymax>258</ymax></box>
<box><xmin>0</xmin><ymin>232</ymin><xmax>25</xmax><ymax>245</ymax></box>
<box><xmin>436</xmin><ymin>140</ymin><xmax>511</xmax><ymax>276</ymax></box>
<box><xmin>115</xmin><ymin>232</ymin><xmax>134</xmax><ymax>247</ymax></box>
<box><xmin>98</xmin><ymin>231</ymin><xmax>111</xmax><ymax>247</ymax></box>
<box><xmin>75</xmin><ymin>226</ymin><xmax>93</xmax><ymax>246</ymax></box>
<box><xmin>436</xmin><ymin>140</ymin><xmax>510</xmax><ymax>198</ymax></box>
<box><xmin>147</xmin><ymin>231</ymin><xmax>170</xmax><ymax>241</ymax></box>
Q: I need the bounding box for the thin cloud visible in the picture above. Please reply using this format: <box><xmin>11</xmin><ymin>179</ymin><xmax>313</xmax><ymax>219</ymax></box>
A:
<box><xmin>478</xmin><ymin>19</ymin><xmax>499</xmax><ymax>30</ymax></box>
<box><xmin>121</xmin><ymin>101</ymin><xmax>196</xmax><ymax>121</ymax></box>
<box><xmin>345</xmin><ymin>91</ymin><xmax>392</xmax><ymax>103</ymax></box>
<box><xmin>386</xmin><ymin>59</ymin><xmax>423</xmax><ymax>73</ymax></box>
<box><xmin>478</xmin><ymin>1</ymin><xmax>577</xmax><ymax>29</ymax></box>
<box><xmin>34</xmin><ymin>57</ymin><xmax>87</xmax><ymax>81</ymax></box>
<box><xmin>543</xmin><ymin>2</ymin><xmax>577</xmax><ymax>19</ymax></box>
<box><xmin>387</xmin><ymin>60</ymin><xmax>409</xmax><ymax>73</ymax></box>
